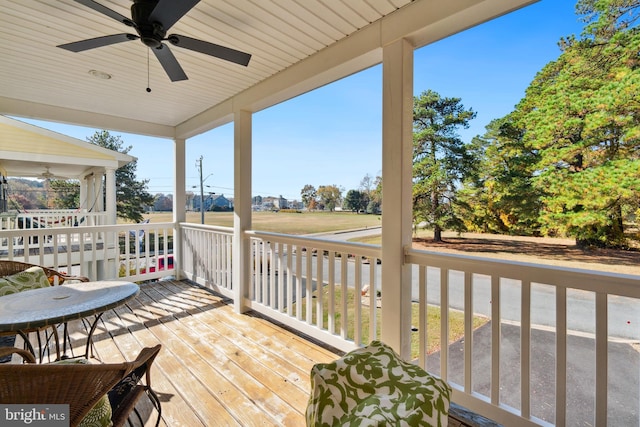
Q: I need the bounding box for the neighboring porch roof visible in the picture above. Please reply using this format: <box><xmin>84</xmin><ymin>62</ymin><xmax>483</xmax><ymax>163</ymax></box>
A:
<box><xmin>0</xmin><ymin>115</ymin><xmax>134</xmax><ymax>180</ymax></box>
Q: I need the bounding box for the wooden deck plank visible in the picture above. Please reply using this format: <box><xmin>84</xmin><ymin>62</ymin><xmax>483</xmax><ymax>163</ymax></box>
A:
<box><xmin>5</xmin><ymin>279</ymin><xmax>342</xmax><ymax>426</ymax></box>
<box><xmin>111</xmin><ymin>291</ymin><xmax>243</xmax><ymax>426</ymax></box>
<box><xmin>2</xmin><ymin>278</ymin><xmax>484</xmax><ymax>426</ymax></box>
<box><xmin>147</xmin><ymin>283</ymin><xmax>315</xmax><ymax>416</ymax></box>
<box><xmin>132</xmin><ymin>289</ymin><xmax>290</xmax><ymax>426</ymax></box>
<box><xmin>152</xmin><ymin>282</ymin><xmax>319</xmax><ymax>387</ymax></box>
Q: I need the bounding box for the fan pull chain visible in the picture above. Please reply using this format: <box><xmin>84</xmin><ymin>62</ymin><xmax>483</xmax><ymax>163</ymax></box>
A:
<box><xmin>146</xmin><ymin>48</ymin><xmax>151</xmax><ymax>93</ymax></box>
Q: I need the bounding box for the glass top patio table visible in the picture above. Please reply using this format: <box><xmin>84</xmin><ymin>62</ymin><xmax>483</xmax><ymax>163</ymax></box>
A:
<box><xmin>0</xmin><ymin>281</ymin><xmax>139</xmax><ymax>333</ymax></box>
<box><xmin>0</xmin><ymin>281</ymin><xmax>139</xmax><ymax>360</ymax></box>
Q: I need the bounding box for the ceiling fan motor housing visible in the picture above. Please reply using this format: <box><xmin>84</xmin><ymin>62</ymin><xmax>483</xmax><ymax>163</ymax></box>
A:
<box><xmin>131</xmin><ymin>0</ymin><xmax>165</xmax><ymax>48</ymax></box>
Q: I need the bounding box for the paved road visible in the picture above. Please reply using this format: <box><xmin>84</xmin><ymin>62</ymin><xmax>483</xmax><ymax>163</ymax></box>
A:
<box><xmin>311</xmin><ymin>227</ymin><xmax>640</xmax><ymax>341</ymax></box>
<box><xmin>310</xmin><ymin>228</ymin><xmax>640</xmax><ymax>424</ymax></box>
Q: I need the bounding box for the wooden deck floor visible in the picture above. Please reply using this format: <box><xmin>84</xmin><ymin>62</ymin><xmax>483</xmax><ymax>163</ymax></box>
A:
<box><xmin>82</xmin><ymin>279</ymin><xmax>341</xmax><ymax>427</ymax></box>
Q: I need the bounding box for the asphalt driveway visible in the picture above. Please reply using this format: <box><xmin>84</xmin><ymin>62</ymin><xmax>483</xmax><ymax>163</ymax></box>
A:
<box><xmin>428</xmin><ymin>322</ymin><xmax>639</xmax><ymax>426</ymax></box>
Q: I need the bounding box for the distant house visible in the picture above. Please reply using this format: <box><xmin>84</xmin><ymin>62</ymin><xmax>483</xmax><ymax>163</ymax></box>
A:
<box><xmin>251</xmin><ymin>195</ymin><xmax>302</xmax><ymax>211</ymax></box>
<box><xmin>192</xmin><ymin>193</ymin><xmax>233</xmax><ymax>211</ymax></box>
<box><xmin>210</xmin><ymin>194</ymin><xmax>233</xmax><ymax>211</ymax></box>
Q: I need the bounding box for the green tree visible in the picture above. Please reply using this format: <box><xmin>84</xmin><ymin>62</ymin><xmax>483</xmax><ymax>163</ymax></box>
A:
<box><xmin>300</xmin><ymin>184</ymin><xmax>317</xmax><ymax>210</ymax></box>
<box><xmin>367</xmin><ymin>175</ymin><xmax>382</xmax><ymax>214</ymax></box>
<box><xmin>317</xmin><ymin>185</ymin><xmax>343</xmax><ymax>212</ymax></box>
<box><xmin>344</xmin><ymin>189</ymin><xmax>368</xmax><ymax>213</ymax></box>
<box><xmin>459</xmin><ymin>116</ymin><xmax>542</xmax><ymax>235</ymax></box>
<box><xmin>514</xmin><ymin>0</ymin><xmax>640</xmax><ymax>247</ymax></box>
<box><xmin>87</xmin><ymin>130</ymin><xmax>154</xmax><ymax>223</ymax></box>
<box><xmin>412</xmin><ymin>90</ymin><xmax>477</xmax><ymax>241</ymax></box>
<box><xmin>49</xmin><ymin>179</ymin><xmax>80</xmax><ymax>209</ymax></box>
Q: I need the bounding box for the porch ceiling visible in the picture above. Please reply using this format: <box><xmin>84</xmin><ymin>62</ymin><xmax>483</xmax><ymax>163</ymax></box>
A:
<box><xmin>0</xmin><ymin>0</ymin><xmax>536</xmax><ymax>140</ymax></box>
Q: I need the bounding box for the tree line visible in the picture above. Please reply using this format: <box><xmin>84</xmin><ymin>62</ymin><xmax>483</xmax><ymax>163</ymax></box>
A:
<box><xmin>303</xmin><ymin>0</ymin><xmax>639</xmax><ymax>249</ymax></box>
<box><xmin>414</xmin><ymin>0</ymin><xmax>639</xmax><ymax>249</ymax></box>
<box><xmin>300</xmin><ymin>174</ymin><xmax>382</xmax><ymax>214</ymax></box>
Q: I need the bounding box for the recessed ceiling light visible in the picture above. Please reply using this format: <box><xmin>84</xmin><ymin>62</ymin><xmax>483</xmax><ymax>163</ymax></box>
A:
<box><xmin>88</xmin><ymin>69</ymin><xmax>112</xmax><ymax>80</ymax></box>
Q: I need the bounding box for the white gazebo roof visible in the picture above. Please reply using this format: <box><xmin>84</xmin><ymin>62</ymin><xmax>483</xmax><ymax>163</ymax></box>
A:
<box><xmin>0</xmin><ymin>115</ymin><xmax>134</xmax><ymax>180</ymax></box>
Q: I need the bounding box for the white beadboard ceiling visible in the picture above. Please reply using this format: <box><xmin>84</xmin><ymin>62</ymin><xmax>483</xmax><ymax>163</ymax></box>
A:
<box><xmin>0</xmin><ymin>0</ymin><xmax>536</xmax><ymax>140</ymax></box>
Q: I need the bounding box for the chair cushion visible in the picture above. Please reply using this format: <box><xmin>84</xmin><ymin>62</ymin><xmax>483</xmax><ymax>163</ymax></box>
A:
<box><xmin>306</xmin><ymin>340</ymin><xmax>451</xmax><ymax>427</ymax></box>
<box><xmin>53</xmin><ymin>358</ymin><xmax>113</xmax><ymax>427</ymax></box>
<box><xmin>78</xmin><ymin>394</ymin><xmax>112</xmax><ymax>427</ymax></box>
<box><xmin>0</xmin><ymin>267</ymin><xmax>51</xmax><ymax>296</ymax></box>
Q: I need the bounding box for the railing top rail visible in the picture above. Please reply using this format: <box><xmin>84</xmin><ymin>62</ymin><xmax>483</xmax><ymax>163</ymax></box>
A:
<box><xmin>0</xmin><ymin>222</ymin><xmax>175</xmax><ymax>236</ymax></box>
<box><xmin>245</xmin><ymin>229</ymin><xmax>381</xmax><ymax>258</ymax></box>
<box><xmin>179</xmin><ymin>222</ymin><xmax>233</xmax><ymax>234</ymax></box>
<box><xmin>406</xmin><ymin>247</ymin><xmax>640</xmax><ymax>298</ymax></box>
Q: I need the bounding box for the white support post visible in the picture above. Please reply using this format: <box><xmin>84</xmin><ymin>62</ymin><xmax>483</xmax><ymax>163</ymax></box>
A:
<box><xmin>104</xmin><ymin>168</ymin><xmax>116</xmax><ymax>225</ymax></box>
<box><xmin>173</xmin><ymin>138</ymin><xmax>186</xmax><ymax>279</ymax></box>
<box><xmin>380</xmin><ymin>38</ymin><xmax>414</xmax><ymax>359</ymax></box>
<box><xmin>233</xmin><ymin>110</ymin><xmax>252</xmax><ymax>314</ymax></box>
<box><xmin>95</xmin><ymin>173</ymin><xmax>104</xmax><ymax>216</ymax></box>
<box><xmin>101</xmin><ymin>167</ymin><xmax>118</xmax><ymax>279</ymax></box>
<box><xmin>79</xmin><ymin>175</ymin><xmax>87</xmax><ymax>214</ymax></box>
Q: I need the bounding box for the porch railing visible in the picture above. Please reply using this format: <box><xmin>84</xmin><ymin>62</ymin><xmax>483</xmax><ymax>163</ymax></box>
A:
<box><xmin>0</xmin><ymin>221</ymin><xmax>174</xmax><ymax>283</ymax></box>
<box><xmin>2</xmin><ymin>222</ymin><xmax>638</xmax><ymax>426</ymax></box>
<box><xmin>180</xmin><ymin>223</ymin><xmax>233</xmax><ymax>295</ymax></box>
<box><xmin>1</xmin><ymin>210</ymin><xmax>107</xmax><ymax>231</ymax></box>
<box><xmin>406</xmin><ymin>248</ymin><xmax>640</xmax><ymax>427</ymax></box>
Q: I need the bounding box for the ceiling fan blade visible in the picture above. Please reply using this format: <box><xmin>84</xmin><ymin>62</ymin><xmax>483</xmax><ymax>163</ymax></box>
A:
<box><xmin>149</xmin><ymin>0</ymin><xmax>200</xmax><ymax>31</ymax></box>
<box><xmin>74</xmin><ymin>0</ymin><xmax>130</xmax><ymax>25</ymax></box>
<box><xmin>152</xmin><ymin>44</ymin><xmax>188</xmax><ymax>82</ymax></box>
<box><xmin>168</xmin><ymin>34</ymin><xmax>251</xmax><ymax>66</ymax></box>
<box><xmin>57</xmin><ymin>33</ymin><xmax>138</xmax><ymax>52</ymax></box>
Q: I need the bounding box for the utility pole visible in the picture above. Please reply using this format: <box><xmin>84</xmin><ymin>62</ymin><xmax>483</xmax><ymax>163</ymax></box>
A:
<box><xmin>197</xmin><ymin>156</ymin><xmax>205</xmax><ymax>224</ymax></box>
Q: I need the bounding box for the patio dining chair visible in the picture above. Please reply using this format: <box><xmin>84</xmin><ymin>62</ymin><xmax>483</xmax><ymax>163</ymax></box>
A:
<box><xmin>0</xmin><ymin>260</ymin><xmax>90</xmax><ymax>286</ymax></box>
<box><xmin>0</xmin><ymin>344</ymin><xmax>162</xmax><ymax>427</ymax></box>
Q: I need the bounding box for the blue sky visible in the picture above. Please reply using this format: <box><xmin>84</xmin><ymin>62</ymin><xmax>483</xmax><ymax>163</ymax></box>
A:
<box><xmin>20</xmin><ymin>0</ymin><xmax>585</xmax><ymax>201</ymax></box>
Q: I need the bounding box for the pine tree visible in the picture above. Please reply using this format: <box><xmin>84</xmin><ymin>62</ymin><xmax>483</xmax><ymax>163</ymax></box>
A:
<box><xmin>87</xmin><ymin>130</ymin><xmax>155</xmax><ymax>223</ymax></box>
<box><xmin>514</xmin><ymin>0</ymin><xmax>640</xmax><ymax>247</ymax></box>
<box><xmin>412</xmin><ymin>90</ymin><xmax>476</xmax><ymax>241</ymax></box>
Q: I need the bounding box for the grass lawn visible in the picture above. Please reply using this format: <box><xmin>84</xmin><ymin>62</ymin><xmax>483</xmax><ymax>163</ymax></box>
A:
<box><xmin>295</xmin><ymin>284</ymin><xmax>488</xmax><ymax>360</ymax></box>
<box><xmin>143</xmin><ymin>211</ymin><xmax>382</xmax><ymax>234</ymax></box>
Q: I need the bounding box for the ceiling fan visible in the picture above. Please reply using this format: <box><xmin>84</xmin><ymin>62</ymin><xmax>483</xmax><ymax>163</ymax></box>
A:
<box><xmin>40</xmin><ymin>167</ymin><xmax>56</xmax><ymax>180</ymax></box>
<box><xmin>58</xmin><ymin>0</ymin><xmax>252</xmax><ymax>82</ymax></box>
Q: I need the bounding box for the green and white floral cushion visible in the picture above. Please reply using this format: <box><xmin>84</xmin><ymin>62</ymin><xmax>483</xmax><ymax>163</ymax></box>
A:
<box><xmin>306</xmin><ymin>340</ymin><xmax>451</xmax><ymax>427</ymax></box>
<box><xmin>0</xmin><ymin>267</ymin><xmax>51</xmax><ymax>296</ymax></box>
<box><xmin>52</xmin><ymin>358</ymin><xmax>113</xmax><ymax>427</ymax></box>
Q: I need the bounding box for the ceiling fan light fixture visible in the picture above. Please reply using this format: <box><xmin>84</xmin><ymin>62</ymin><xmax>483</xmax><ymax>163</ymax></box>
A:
<box><xmin>88</xmin><ymin>69</ymin><xmax>112</xmax><ymax>79</ymax></box>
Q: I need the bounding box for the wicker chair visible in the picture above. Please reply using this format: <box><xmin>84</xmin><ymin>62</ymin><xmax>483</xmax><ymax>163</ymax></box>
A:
<box><xmin>0</xmin><ymin>344</ymin><xmax>162</xmax><ymax>427</ymax></box>
<box><xmin>0</xmin><ymin>260</ymin><xmax>89</xmax><ymax>285</ymax></box>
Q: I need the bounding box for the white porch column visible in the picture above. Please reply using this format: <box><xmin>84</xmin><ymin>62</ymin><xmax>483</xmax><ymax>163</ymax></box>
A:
<box><xmin>79</xmin><ymin>174</ymin><xmax>88</xmax><ymax>213</ymax></box>
<box><xmin>102</xmin><ymin>167</ymin><xmax>118</xmax><ymax>279</ymax></box>
<box><xmin>173</xmin><ymin>138</ymin><xmax>186</xmax><ymax>279</ymax></box>
<box><xmin>94</xmin><ymin>173</ymin><xmax>104</xmax><ymax>220</ymax></box>
<box><xmin>233</xmin><ymin>110</ymin><xmax>252</xmax><ymax>314</ymax></box>
<box><xmin>380</xmin><ymin>38</ymin><xmax>414</xmax><ymax>359</ymax></box>
<box><xmin>104</xmin><ymin>168</ymin><xmax>116</xmax><ymax>225</ymax></box>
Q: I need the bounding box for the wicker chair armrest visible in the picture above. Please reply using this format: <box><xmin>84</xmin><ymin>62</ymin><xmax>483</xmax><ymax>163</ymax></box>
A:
<box><xmin>55</xmin><ymin>272</ymin><xmax>90</xmax><ymax>284</ymax></box>
<box><xmin>0</xmin><ymin>347</ymin><xmax>36</xmax><ymax>363</ymax></box>
<box><xmin>108</xmin><ymin>345</ymin><xmax>162</xmax><ymax>427</ymax></box>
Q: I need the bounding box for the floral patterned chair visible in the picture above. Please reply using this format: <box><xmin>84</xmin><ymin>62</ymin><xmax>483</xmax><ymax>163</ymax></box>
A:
<box><xmin>306</xmin><ymin>340</ymin><xmax>451</xmax><ymax>426</ymax></box>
